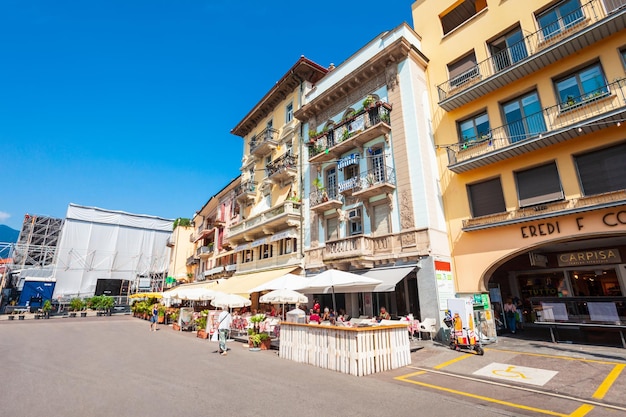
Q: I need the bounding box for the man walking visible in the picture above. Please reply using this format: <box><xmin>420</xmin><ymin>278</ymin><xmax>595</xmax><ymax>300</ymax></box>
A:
<box><xmin>217</xmin><ymin>307</ymin><xmax>232</xmax><ymax>356</ymax></box>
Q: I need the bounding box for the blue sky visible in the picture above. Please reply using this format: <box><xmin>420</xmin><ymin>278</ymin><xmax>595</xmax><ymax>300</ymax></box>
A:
<box><xmin>0</xmin><ymin>1</ymin><xmax>413</xmax><ymax>231</ymax></box>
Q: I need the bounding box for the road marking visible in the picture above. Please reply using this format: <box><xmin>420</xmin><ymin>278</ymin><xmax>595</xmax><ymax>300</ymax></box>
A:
<box><xmin>486</xmin><ymin>347</ymin><xmax>624</xmax><ymax>365</ymax></box>
<box><xmin>433</xmin><ymin>353</ymin><xmax>472</xmax><ymax>369</ymax></box>
<box><xmin>591</xmin><ymin>363</ymin><xmax>625</xmax><ymax>399</ymax></box>
<box><xmin>397</xmin><ymin>366</ymin><xmax>626</xmax><ymax>414</ymax></box>
<box><xmin>474</xmin><ymin>362</ymin><xmax>558</xmax><ymax>386</ymax></box>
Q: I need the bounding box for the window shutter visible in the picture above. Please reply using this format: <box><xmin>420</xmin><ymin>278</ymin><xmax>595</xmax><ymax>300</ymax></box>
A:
<box><xmin>468</xmin><ymin>178</ymin><xmax>506</xmax><ymax>217</ymax></box>
<box><xmin>576</xmin><ymin>143</ymin><xmax>626</xmax><ymax>195</ymax></box>
<box><xmin>516</xmin><ymin>163</ymin><xmax>563</xmax><ymax>207</ymax></box>
<box><xmin>373</xmin><ymin>204</ymin><xmax>390</xmax><ymax>236</ymax></box>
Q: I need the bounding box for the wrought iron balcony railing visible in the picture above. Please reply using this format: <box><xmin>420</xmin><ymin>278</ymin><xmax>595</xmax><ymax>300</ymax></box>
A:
<box><xmin>266</xmin><ymin>151</ymin><xmax>297</xmax><ymax>178</ymax></box>
<box><xmin>446</xmin><ymin>78</ymin><xmax>626</xmax><ymax>171</ymax></box>
<box><xmin>308</xmin><ymin>101</ymin><xmax>391</xmax><ymax>160</ymax></box>
<box><xmin>250</xmin><ymin>127</ymin><xmax>279</xmax><ymax>156</ymax></box>
<box><xmin>310</xmin><ymin>185</ymin><xmax>344</xmax><ymax>208</ymax></box>
<box><xmin>436</xmin><ymin>0</ymin><xmax>623</xmax><ymax>104</ymax></box>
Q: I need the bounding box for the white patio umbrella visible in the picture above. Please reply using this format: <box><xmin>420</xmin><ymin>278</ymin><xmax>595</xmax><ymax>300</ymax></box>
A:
<box><xmin>210</xmin><ymin>293</ymin><xmax>252</xmax><ymax>309</ymax></box>
<box><xmin>300</xmin><ymin>269</ymin><xmax>382</xmax><ymax>313</ymax></box>
<box><xmin>259</xmin><ymin>289</ymin><xmax>308</xmax><ymax>320</ymax></box>
<box><xmin>259</xmin><ymin>289</ymin><xmax>308</xmax><ymax>305</ymax></box>
<box><xmin>249</xmin><ymin>273</ymin><xmax>311</xmax><ymax>292</ymax></box>
<box><xmin>176</xmin><ymin>287</ymin><xmax>219</xmax><ymax>301</ymax></box>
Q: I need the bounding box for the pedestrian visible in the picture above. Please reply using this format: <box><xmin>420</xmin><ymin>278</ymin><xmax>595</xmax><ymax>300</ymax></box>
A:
<box><xmin>503</xmin><ymin>298</ymin><xmax>517</xmax><ymax>334</ymax></box>
<box><xmin>150</xmin><ymin>303</ymin><xmax>159</xmax><ymax>331</ymax></box>
<box><xmin>217</xmin><ymin>307</ymin><xmax>232</xmax><ymax>355</ymax></box>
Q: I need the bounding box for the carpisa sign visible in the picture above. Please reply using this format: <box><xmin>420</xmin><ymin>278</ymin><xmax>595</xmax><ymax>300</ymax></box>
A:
<box><xmin>557</xmin><ymin>248</ymin><xmax>621</xmax><ymax>266</ymax></box>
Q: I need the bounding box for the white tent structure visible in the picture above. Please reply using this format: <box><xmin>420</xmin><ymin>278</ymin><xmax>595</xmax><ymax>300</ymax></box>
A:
<box><xmin>51</xmin><ymin>204</ymin><xmax>173</xmax><ymax>299</ymax></box>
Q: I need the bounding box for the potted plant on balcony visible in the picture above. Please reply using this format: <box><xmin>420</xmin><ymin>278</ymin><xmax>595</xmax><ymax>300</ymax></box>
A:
<box><xmin>362</xmin><ymin>95</ymin><xmax>376</xmax><ymax>109</ymax></box>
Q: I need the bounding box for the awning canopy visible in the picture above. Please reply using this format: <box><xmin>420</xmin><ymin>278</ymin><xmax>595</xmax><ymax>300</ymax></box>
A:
<box><xmin>162</xmin><ymin>280</ymin><xmax>219</xmax><ymax>299</ymax></box>
<box><xmin>215</xmin><ymin>266</ymin><xmax>299</xmax><ymax>297</ymax></box>
<box><xmin>361</xmin><ymin>266</ymin><xmax>415</xmax><ymax>292</ymax></box>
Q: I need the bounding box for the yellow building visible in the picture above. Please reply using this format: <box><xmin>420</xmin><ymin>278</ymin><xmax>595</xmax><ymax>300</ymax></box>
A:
<box><xmin>166</xmin><ymin>220</ymin><xmax>194</xmax><ymax>287</ymax></box>
<box><xmin>222</xmin><ymin>57</ymin><xmax>328</xmax><ymax>299</ymax></box>
<box><xmin>413</xmin><ymin>0</ymin><xmax>626</xmax><ymax>329</ymax></box>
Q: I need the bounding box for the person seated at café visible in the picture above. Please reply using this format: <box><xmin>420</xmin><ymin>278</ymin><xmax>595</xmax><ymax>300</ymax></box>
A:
<box><xmin>270</xmin><ymin>305</ymin><xmax>277</xmax><ymax>317</ymax></box>
<box><xmin>321</xmin><ymin>307</ymin><xmax>331</xmax><ymax>322</ymax></box>
<box><xmin>378</xmin><ymin>306</ymin><xmax>391</xmax><ymax>321</ymax></box>
<box><xmin>309</xmin><ymin>309</ymin><xmax>321</xmax><ymax>324</ymax></box>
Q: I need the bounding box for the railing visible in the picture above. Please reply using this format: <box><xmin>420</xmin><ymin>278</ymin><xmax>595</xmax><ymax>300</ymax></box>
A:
<box><xmin>447</xmin><ymin>78</ymin><xmax>626</xmax><ymax>165</ymax></box>
<box><xmin>227</xmin><ymin>201</ymin><xmax>301</xmax><ymax>237</ymax></box>
<box><xmin>266</xmin><ymin>151</ymin><xmax>297</xmax><ymax>177</ymax></box>
<box><xmin>437</xmin><ymin>0</ymin><xmax>611</xmax><ymax>101</ymax></box>
<box><xmin>250</xmin><ymin>127</ymin><xmax>279</xmax><ymax>153</ymax></box>
<box><xmin>309</xmin><ymin>102</ymin><xmax>391</xmax><ymax>158</ymax></box>
<box><xmin>234</xmin><ymin>180</ymin><xmax>257</xmax><ymax>198</ymax></box>
<box><xmin>310</xmin><ymin>186</ymin><xmax>344</xmax><ymax>207</ymax></box>
<box><xmin>462</xmin><ymin>189</ymin><xmax>626</xmax><ymax>229</ymax></box>
<box><xmin>196</xmin><ymin>245</ymin><xmax>214</xmax><ymax>256</ymax></box>
<box><xmin>186</xmin><ymin>255</ymin><xmax>199</xmax><ymax>266</ymax></box>
<box><xmin>354</xmin><ymin>166</ymin><xmax>396</xmax><ymax>193</ymax></box>
<box><xmin>279</xmin><ymin>322</ymin><xmax>411</xmax><ymax>376</ymax></box>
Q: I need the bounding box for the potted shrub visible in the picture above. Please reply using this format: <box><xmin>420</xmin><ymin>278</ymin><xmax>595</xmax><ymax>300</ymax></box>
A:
<box><xmin>101</xmin><ymin>296</ymin><xmax>115</xmax><ymax>316</ymax></box>
<box><xmin>195</xmin><ymin>312</ymin><xmax>208</xmax><ymax>339</ymax></box>
<box><xmin>69</xmin><ymin>298</ymin><xmax>84</xmax><ymax>317</ymax></box>
<box><xmin>170</xmin><ymin>310</ymin><xmax>180</xmax><ymax>331</ymax></box>
<box><xmin>157</xmin><ymin>306</ymin><xmax>166</xmax><ymax>324</ymax></box>
<box><xmin>8</xmin><ymin>311</ymin><xmax>15</xmax><ymax>320</ymax></box>
<box><xmin>42</xmin><ymin>300</ymin><xmax>52</xmax><ymax>319</ymax></box>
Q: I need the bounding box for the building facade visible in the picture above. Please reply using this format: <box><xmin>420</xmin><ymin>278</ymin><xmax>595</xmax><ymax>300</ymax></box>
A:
<box><xmin>297</xmin><ymin>24</ymin><xmax>452</xmax><ymax>322</ymax></box>
<box><xmin>165</xmin><ymin>221</ymin><xmax>194</xmax><ymax>288</ymax></box>
<box><xmin>190</xmin><ymin>176</ymin><xmax>240</xmax><ymax>282</ymax></box>
<box><xmin>413</xmin><ymin>0</ymin><xmax>626</xmax><ymax>325</ymax></box>
<box><xmin>221</xmin><ymin>57</ymin><xmax>328</xmax><ymax>298</ymax></box>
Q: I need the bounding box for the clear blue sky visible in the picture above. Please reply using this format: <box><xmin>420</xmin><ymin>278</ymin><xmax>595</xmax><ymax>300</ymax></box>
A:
<box><xmin>1</xmin><ymin>1</ymin><xmax>413</xmax><ymax>231</ymax></box>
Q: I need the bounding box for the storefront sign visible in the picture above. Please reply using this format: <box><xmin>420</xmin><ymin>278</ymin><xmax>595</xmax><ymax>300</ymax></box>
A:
<box><xmin>557</xmin><ymin>248</ymin><xmax>621</xmax><ymax>266</ymax></box>
<box><xmin>520</xmin><ymin>208</ymin><xmax>626</xmax><ymax>240</ymax></box>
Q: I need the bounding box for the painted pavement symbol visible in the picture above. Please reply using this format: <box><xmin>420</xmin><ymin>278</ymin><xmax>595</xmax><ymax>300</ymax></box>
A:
<box><xmin>473</xmin><ymin>363</ymin><xmax>558</xmax><ymax>386</ymax></box>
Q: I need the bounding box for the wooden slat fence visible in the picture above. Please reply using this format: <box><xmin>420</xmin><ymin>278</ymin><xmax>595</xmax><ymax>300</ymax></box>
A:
<box><xmin>279</xmin><ymin>323</ymin><xmax>411</xmax><ymax>376</ymax></box>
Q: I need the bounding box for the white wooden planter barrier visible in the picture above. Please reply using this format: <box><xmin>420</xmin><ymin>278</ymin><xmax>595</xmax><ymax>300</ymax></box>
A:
<box><xmin>279</xmin><ymin>323</ymin><xmax>411</xmax><ymax>376</ymax></box>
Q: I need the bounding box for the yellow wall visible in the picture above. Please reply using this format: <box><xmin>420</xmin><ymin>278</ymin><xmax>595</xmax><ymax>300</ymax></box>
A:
<box><xmin>412</xmin><ymin>0</ymin><xmax>626</xmax><ymax>291</ymax></box>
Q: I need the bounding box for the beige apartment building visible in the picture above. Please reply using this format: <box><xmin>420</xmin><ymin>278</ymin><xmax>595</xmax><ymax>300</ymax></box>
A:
<box><xmin>413</xmin><ymin>0</ymin><xmax>626</xmax><ymax>328</ymax></box>
<box><xmin>220</xmin><ymin>57</ymin><xmax>328</xmax><ymax>300</ymax></box>
<box><xmin>166</xmin><ymin>220</ymin><xmax>194</xmax><ymax>287</ymax></box>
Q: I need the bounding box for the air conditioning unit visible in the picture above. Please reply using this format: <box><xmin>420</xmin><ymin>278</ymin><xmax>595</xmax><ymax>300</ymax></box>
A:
<box><xmin>348</xmin><ymin>208</ymin><xmax>361</xmax><ymax>219</ymax></box>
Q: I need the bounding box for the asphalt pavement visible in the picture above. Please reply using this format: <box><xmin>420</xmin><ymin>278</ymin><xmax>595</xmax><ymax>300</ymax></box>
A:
<box><xmin>1</xmin><ymin>315</ymin><xmax>624</xmax><ymax>417</ymax></box>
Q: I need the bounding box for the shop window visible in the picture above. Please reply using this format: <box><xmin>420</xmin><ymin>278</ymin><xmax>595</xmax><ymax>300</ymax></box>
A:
<box><xmin>570</xmin><ymin>269</ymin><xmax>622</xmax><ymax>297</ymax></box>
<box><xmin>515</xmin><ymin>162</ymin><xmax>564</xmax><ymax>207</ymax></box>
<box><xmin>502</xmin><ymin>91</ymin><xmax>546</xmax><ymax>142</ymax></box>
<box><xmin>447</xmin><ymin>51</ymin><xmax>479</xmax><ymax>88</ymax></box>
<box><xmin>467</xmin><ymin>177</ymin><xmax>506</xmax><ymax>217</ymax></box>
<box><xmin>575</xmin><ymin>142</ymin><xmax>626</xmax><ymax>195</ymax></box>
<box><xmin>555</xmin><ymin>63</ymin><xmax>608</xmax><ymax>109</ymax></box>
<box><xmin>440</xmin><ymin>0</ymin><xmax>487</xmax><ymax>35</ymax></box>
<box><xmin>536</xmin><ymin>0</ymin><xmax>584</xmax><ymax>41</ymax></box>
<box><xmin>458</xmin><ymin>112</ymin><xmax>490</xmax><ymax>143</ymax></box>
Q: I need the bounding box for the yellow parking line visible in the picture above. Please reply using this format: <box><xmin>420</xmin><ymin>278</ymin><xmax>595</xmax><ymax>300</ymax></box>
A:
<box><xmin>568</xmin><ymin>404</ymin><xmax>595</xmax><ymax>417</ymax></box>
<box><xmin>433</xmin><ymin>353</ymin><xmax>473</xmax><ymax>369</ymax></box>
<box><xmin>592</xmin><ymin>364</ymin><xmax>625</xmax><ymax>399</ymax></box>
<box><xmin>395</xmin><ymin>374</ymin><xmax>569</xmax><ymax>417</ymax></box>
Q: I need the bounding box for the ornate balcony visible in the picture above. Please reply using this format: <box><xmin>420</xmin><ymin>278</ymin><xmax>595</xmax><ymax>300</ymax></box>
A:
<box><xmin>446</xmin><ymin>78</ymin><xmax>626</xmax><ymax>173</ymax></box>
<box><xmin>235</xmin><ymin>180</ymin><xmax>257</xmax><ymax>203</ymax></box>
<box><xmin>437</xmin><ymin>0</ymin><xmax>626</xmax><ymax>111</ymax></box>
<box><xmin>309</xmin><ymin>102</ymin><xmax>391</xmax><ymax>163</ymax></box>
<box><xmin>310</xmin><ymin>186</ymin><xmax>344</xmax><ymax>213</ymax></box>
<box><xmin>266</xmin><ymin>152</ymin><xmax>297</xmax><ymax>185</ymax></box>
<box><xmin>186</xmin><ymin>255</ymin><xmax>199</xmax><ymax>266</ymax></box>
<box><xmin>462</xmin><ymin>190</ymin><xmax>626</xmax><ymax>231</ymax></box>
<box><xmin>250</xmin><ymin>127</ymin><xmax>279</xmax><ymax>157</ymax></box>
<box><xmin>352</xmin><ymin>166</ymin><xmax>396</xmax><ymax>200</ymax></box>
<box><xmin>225</xmin><ymin>201</ymin><xmax>301</xmax><ymax>245</ymax></box>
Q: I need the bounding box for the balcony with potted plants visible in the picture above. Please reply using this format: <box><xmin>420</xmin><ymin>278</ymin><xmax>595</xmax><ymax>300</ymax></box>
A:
<box><xmin>196</xmin><ymin>243</ymin><xmax>214</xmax><ymax>259</ymax></box>
<box><xmin>250</xmin><ymin>127</ymin><xmax>279</xmax><ymax>158</ymax></box>
<box><xmin>352</xmin><ymin>166</ymin><xmax>397</xmax><ymax>200</ymax></box>
<box><xmin>308</xmin><ymin>99</ymin><xmax>391</xmax><ymax>163</ymax></box>
<box><xmin>436</xmin><ymin>0</ymin><xmax>624</xmax><ymax>110</ymax></box>
<box><xmin>310</xmin><ymin>179</ymin><xmax>344</xmax><ymax>213</ymax></box>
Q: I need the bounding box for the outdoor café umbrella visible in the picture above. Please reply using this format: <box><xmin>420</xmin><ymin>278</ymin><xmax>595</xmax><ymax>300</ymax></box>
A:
<box><xmin>129</xmin><ymin>292</ymin><xmax>163</xmax><ymax>299</ymax></box>
<box><xmin>259</xmin><ymin>289</ymin><xmax>308</xmax><ymax>320</ymax></box>
<box><xmin>176</xmin><ymin>287</ymin><xmax>219</xmax><ymax>301</ymax></box>
<box><xmin>249</xmin><ymin>273</ymin><xmax>311</xmax><ymax>292</ymax></box>
<box><xmin>210</xmin><ymin>293</ymin><xmax>252</xmax><ymax>309</ymax></box>
<box><xmin>300</xmin><ymin>269</ymin><xmax>382</xmax><ymax>313</ymax></box>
